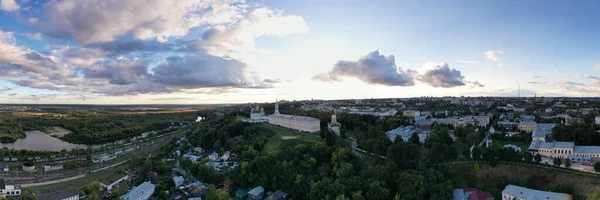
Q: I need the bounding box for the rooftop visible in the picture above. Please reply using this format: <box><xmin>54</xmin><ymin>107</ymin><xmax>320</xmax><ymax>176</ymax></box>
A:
<box><xmin>554</xmin><ymin>142</ymin><xmax>574</xmax><ymax>149</ymax></box>
<box><xmin>101</xmin><ymin>172</ymin><xmax>128</xmax><ymax>186</ymax></box>
<box><xmin>37</xmin><ymin>188</ymin><xmax>79</xmax><ymax>200</ymax></box>
<box><xmin>248</xmin><ymin>186</ymin><xmax>265</xmax><ymax>196</ymax></box>
<box><xmin>519</xmin><ymin>120</ymin><xmax>537</xmax><ymax>126</ymax></box>
<box><xmin>574</xmin><ymin>146</ymin><xmax>600</xmax><ymax>154</ymax></box>
<box><xmin>502</xmin><ymin>184</ymin><xmax>571</xmax><ymax>200</ymax></box>
<box><xmin>121</xmin><ymin>181</ymin><xmax>156</xmax><ymax>200</ymax></box>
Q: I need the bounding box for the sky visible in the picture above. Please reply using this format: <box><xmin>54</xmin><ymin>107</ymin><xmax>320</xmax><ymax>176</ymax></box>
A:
<box><xmin>0</xmin><ymin>0</ymin><xmax>599</xmax><ymax>104</ymax></box>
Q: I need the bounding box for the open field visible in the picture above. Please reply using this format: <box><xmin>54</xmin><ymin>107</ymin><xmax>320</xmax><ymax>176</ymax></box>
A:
<box><xmin>445</xmin><ymin>163</ymin><xmax>599</xmax><ymax>200</ymax></box>
<box><xmin>259</xmin><ymin>125</ymin><xmax>323</xmax><ymax>154</ymax></box>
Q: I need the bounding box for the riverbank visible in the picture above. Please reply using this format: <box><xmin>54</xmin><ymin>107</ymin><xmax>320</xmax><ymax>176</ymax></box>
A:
<box><xmin>44</xmin><ymin>127</ymin><xmax>71</xmax><ymax>138</ymax></box>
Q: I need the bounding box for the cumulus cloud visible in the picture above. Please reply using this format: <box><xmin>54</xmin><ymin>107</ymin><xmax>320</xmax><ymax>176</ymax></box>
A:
<box><xmin>1</xmin><ymin>0</ymin><xmax>19</xmax><ymax>12</ymax></box>
<box><xmin>312</xmin><ymin>50</ymin><xmax>415</xmax><ymax>86</ymax></box>
<box><xmin>191</xmin><ymin>7</ymin><xmax>309</xmax><ymax>57</ymax></box>
<box><xmin>37</xmin><ymin>0</ymin><xmax>244</xmax><ymax>44</ymax></box>
<box><xmin>466</xmin><ymin>81</ymin><xmax>484</xmax><ymax>88</ymax></box>
<box><xmin>484</xmin><ymin>50</ymin><xmax>504</xmax><ymax>62</ymax></box>
<box><xmin>152</xmin><ymin>55</ymin><xmax>269</xmax><ymax>89</ymax></box>
<box><xmin>417</xmin><ymin>62</ymin><xmax>478</xmax><ymax>88</ymax></box>
<box><xmin>595</xmin><ymin>63</ymin><xmax>600</xmax><ymax>71</ymax></box>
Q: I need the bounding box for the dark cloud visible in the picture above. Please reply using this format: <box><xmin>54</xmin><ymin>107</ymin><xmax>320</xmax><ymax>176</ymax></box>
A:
<box><xmin>151</xmin><ymin>55</ymin><xmax>269</xmax><ymax>89</ymax></box>
<box><xmin>82</xmin><ymin>60</ymin><xmax>150</xmax><ymax>85</ymax></box>
<box><xmin>312</xmin><ymin>50</ymin><xmax>414</xmax><ymax>86</ymax></box>
<box><xmin>0</xmin><ymin>86</ymin><xmax>14</xmax><ymax>94</ymax></box>
<box><xmin>417</xmin><ymin>63</ymin><xmax>468</xmax><ymax>88</ymax></box>
<box><xmin>87</xmin><ymin>40</ymin><xmax>179</xmax><ymax>56</ymax></box>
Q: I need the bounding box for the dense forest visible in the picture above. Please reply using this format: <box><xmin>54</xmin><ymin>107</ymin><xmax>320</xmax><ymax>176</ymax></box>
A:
<box><xmin>0</xmin><ymin>112</ymin><xmax>197</xmax><ymax>144</ymax></box>
<box><xmin>551</xmin><ymin>123</ymin><xmax>600</xmax><ymax>145</ymax></box>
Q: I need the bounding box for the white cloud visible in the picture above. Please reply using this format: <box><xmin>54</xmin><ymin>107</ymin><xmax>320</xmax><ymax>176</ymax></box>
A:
<box><xmin>23</xmin><ymin>32</ymin><xmax>43</xmax><ymax>40</ymax></box>
<box><xmin>484</xmin><ymin>50</ymin><xmax>504</xmax><ymax>62</ymax></box>
<box><xmin>38</xmin><ymin>0</ymin><xmax>246</xmax><ymax>44</ymax></box>
<box><xmin>1</xmin><ymin>0</ymin><xmax>20</xmax><ymax>12</ymax></box>
<box><xmin>193</xmin><ymin>7</ymin><xmax>309</xmax><ymax>57</ymax></box>
<box><xmin>595</xmin><ymin>63</ymin><xmax>600</xmax><ymax>70</ymax></box>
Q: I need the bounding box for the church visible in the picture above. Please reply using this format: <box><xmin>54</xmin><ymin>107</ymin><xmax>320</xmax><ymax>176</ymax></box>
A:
<box><xmin>328</xmin><ymin>113</ymin><xmax>341</xmax><ymax>136</ymax></box>
<box><xmin>268</xmin><ymin>100</ymin><xmax>321</xmax><ymax>133</ymax></box>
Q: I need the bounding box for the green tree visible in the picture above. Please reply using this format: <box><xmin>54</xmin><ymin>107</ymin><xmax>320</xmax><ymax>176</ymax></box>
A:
<box><xmin>114</xmin><ymin>183</ymin><xmax>128</xmax><ymax>197</ymax></box>
<box><xmin>352</xmin><ymin>191</ymin><xmax>365</xmax><ymax>200</ymax></box>
<box><xmin>565</xmin><ymin>159</ymin><xmax>571</xmax><ymax>168</ymax></box>
<box><xmin>143</xmin><ymin>158</ymin><xmax>153</xmax><ymax>172</ymax></box>
<box><xmin>588</xmin><ymin>185</ymin><xmax>600</xmax><ymax>200</ymax></box>
<box><xmin>216</xmin><ymin>188</ymin><xmax>230</xmax><ymax>200</ymax></box>
<box><xmin>471</xmin><ymin>146</ymin><xmax>481</xmax><ymax>160</ymax></box>
<box><xmin>88</xmin><ymin>192</ymin><xmax>100</xmax><ymax>200</ymax></box>
<box><xmin>553</xmin><ymin>158</ymin><xmax>562</xmax><ymax>167</ymax></box>
<box><xmin>474</xmin><ymin>163</ymin><xmax>480</xmax><ymax>173</ymax></box>
<box><xmin>410</xmin><ymin>132</ymin><xmax>420</xmax><ymax>144</ymax></box>
<box><xmin>534</xmin><ymin>154</ymin><xmax>542</xmax><ymax>163</ymax></box>
<box><xmin>86</xmin><ymin>181</ymin><xmax>102</xmax><ymax>194</ymax></box>
<box><xmin>594</xmin><ymin>162</ymin><xmax>600</xmax><ymax>173</ymax></box>
<box><xmin>206</xmin><ymin>184</ymin><xmax>218</xmax><ymax>200</ymax></box>
<box><xmin>523</xmin><ymin>152</ymin><xmax>533</xmax><ymax>163</ymax></box>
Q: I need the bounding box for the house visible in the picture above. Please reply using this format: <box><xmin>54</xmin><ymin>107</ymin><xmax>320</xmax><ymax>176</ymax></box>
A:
<box><xmin>235</xmin><ymin>189</ymin><xmax>249</xmax><ymax>200</ymax></box>
<box><xmin>208</xmin><ymin>152</ymin><xmax>219</xmax><ymax>161</ymax></box>
<box><xmin>248</xmin><ymin>186</ymin><xmax>265</xmax><ymax>200</ymax></box>
<box><xmin>101</xmin><ymin>173</ymin><xmax>129</xmax><ymax>192</ymax></box>
<box><xmin>403</xmin><ymin>110</ymin><xmax>421</xmax><ymax>117</ymax></box>
<box><xmin>518</xmin><ymin>120</ymin><xmax>537</xmax><ymax>133</ymax></box>
<box><xmin>221</xmin><ymin>151</ymin><xmax>231</xmax><ymax>161</ymax></box>
<box><xmin>146</xmin><ymin>171</ymin><xmax>158</xmax><ymax>179</ymax></box>
<box><xmin>468</xmin><ymin>191</ymin><xmax>494</xmax><ymax>200</ymax></box>
<box><xmin>453</xmin><ymin>188</ymin><xmax>477</xmax><ymax>200</ymax></box>
<box><xmin>173</xmin><ymin>176</ymin><xmax>185</xmax><ymax>187</ymax></box>
<box><xmin>0</xmin><ymin>166</ymin><xmax>8</xmax><ymax>172</ymax></box>
<box><xmin>120</xmin><ymin>181</ymin><xmax>155</xmax><ymax>200</ymax></box>
<box><xmin>414</xmin><ymin>119</ymin><xmax>433</xmax><ymax>130</ymax></box>
<box><xmin>0</xmin><ymin>179</ymin><xmax>21</xmax><ymax>198</ymax></box>
<box><xmin>266</xmin><ymin>190</ymin><xmax>288</xmax><ymax>200</ymax></box>
<box><xmin>223</xmin><ymin>180</ymin><xmax>235</xmax><ymax>193</ymax></box>
<box><xmin>37</xmin><ymin>188</ymin><xmax>79</xmax><ymax>200</ymax></box>
<box><xmin>193</xmin><ymin>147</ymin><xmax>204</xmax><ymax>154</ymax></box>
<box><xmin>502</xmin><ymin>185</ymin><xmax>571</xmax><ymax>200</ymax></box>
<box><xmin>174</xmin><ymin>150</ymin><xmax>181</xmax><ymax>157</ymax></box>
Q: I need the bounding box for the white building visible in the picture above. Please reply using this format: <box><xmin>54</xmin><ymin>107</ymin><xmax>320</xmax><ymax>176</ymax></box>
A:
<box><xmin>503</xmin><ymin>144</ymin><xmax>521</xmax><ymax>152</ymax></box>
<box><xmin>518</xmin><ymin>120</ymin><xmax>538</xmax><ymax>133</ymax></box>
<box><xmin>208</xmin><ymin>152</ymin><xmax>219</xmax><ymax>161</ymax></box>
<box><xmin>327</xmin><ymin>114</ymin><xmax>342</xmax><ymax>136</ymax></box>
<box><xmin>501</xmin><ymin>184</ymin><xmax>571</xmax><ymax>200</ymax></box>
<box><xmin>101</xmin><ymin>173</ymin><xmax>129</xmax><ymax>192</ymax></box>
<box><xmin>403</xmin><ymin>110</ymin><xmax>421</xmax><ymax>117</ymax></box>
<box><xmin>269</xmin><ymin>100</ymin><xmax>320</xmax><ymax>133</ymax></box>
<box><xmin>245</xmin><ymin>105</ymin><xmax>268</xmax><ymax>123</ymax></box>
<box><xmin>386</xmin><ymin>126</ymin><xmax>426</xmax><ymax>143</ymax></box>
<box><xmin>0</xmin><ymin>179</ymin><xmax>20</xmax><ymax>197</ymax></box>
<box><xmin>173</xmin><ymin>176</ymin><xmax>184</xmax><ymax>187</ymax></box>
<box><xmin>121</xmin><ymin>181</ymin><xmax>155</xmax><ymax>200</ymax></box>
<box><xmin>595</xmin><ymin>116</ymin><xmax>600</xmax><ymax>125</ymax></box>
<box><xmin>221</xmin><ymin>151</ymin><xmax>231</xmax><ymax>161</ymax></box>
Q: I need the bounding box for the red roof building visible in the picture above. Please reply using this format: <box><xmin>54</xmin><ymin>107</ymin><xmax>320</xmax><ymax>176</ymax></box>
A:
<box><xmin>468</xmin><ymin>191</ymin><xmax>494</xmax><ymax>200</ymax></box>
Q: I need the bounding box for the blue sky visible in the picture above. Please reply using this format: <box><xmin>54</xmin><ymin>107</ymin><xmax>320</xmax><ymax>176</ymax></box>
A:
<box><xmin>0</xmin><ymin>0</ymin><xmax>599</xmax><ymax>104</ymax></box>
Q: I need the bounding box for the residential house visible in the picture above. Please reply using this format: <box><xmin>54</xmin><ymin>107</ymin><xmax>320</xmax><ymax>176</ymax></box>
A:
<box><xmin>221</xmin><ymin>151</ymin><xmax>231</xmax><ymax>161</ymax></box>
<box><xmin>0</xmin><ymin>166</ymin><xmax>8</xmax><ymax>172</ymax></box>
<box><xmin>192</xmin><ymin>147</ymin><xmax>204</xmax><ymax>154</ymax></box>
<box><xmin>223</xmin><ymin>180</ymin><xmax>235</xmax><ymax>193</ymax></box>
<box><xmin>235</xmin><ymin>189</ymin><xmax>249</xmax><ymax>200</ymax></box>
<box><xmin>468</xmin><ymin>191</ymin><xmax>494</xmax><ymax>200</ymax></box>
<box><xmin>120</xmin><ymin>181</ymin><xmax>155</xmax><ymax>200</ymax></box>
<box><xmin>453</xmin><ymin>188</ymin><xmax>477</xmax><ymax>200</ymax></box>
<box><xmin>208</xmin><ymin>152</ymin><xmax>219</xmax><ymax>161</ymax></box>
<box><xmin>266</xmin><ymin>190</ymin><xmax>288</xmax><ymax>200</ymax></box>
<box><xmin>173</xmin><ymin>176</ymin><xmax>185</xmax><ymax>187</ymax></box>
<box><xmin>248</xmin><ymin>186</ymin><xmax>265</xmax><ymax>200</ymax></box>
<box><xmin>403</xmin><ymin>110</ymin><xmax>421</xmax><ymax>117</ymax></box>
<box><xmin>518</xmin><ymin>120</ymin><xmax>537</xmax><ymax>133</ymax></box>
<box><xmin>101</xmin><ymin>173</ymin><xmax>129</xmax><ymax>192</ymax></box>
<box><xmin>37</xmin><ymin>188</ymin><xmax>79</xmax><ymax>200</ymax></box>
<box><xmin>501</xmin><ymin>185</ymin><xmax>571</xmax><ymax>200</ymax></box>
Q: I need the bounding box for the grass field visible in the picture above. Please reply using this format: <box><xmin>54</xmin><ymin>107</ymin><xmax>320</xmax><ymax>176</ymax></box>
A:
<box><xmin>446</xmin><ymin>163</ymin><xmax>599</xmax><ymax>200</ymax></box>
<box><xmin>259</xmin><ymin>125</ymin><xmax>323</xmax><ymax>154</ymax></box>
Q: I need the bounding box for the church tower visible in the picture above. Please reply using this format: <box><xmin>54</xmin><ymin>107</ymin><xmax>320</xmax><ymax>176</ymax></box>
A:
<box><xmin>331</xmin><ymin>113</ymin><xmax>337</xmax><ymax>124</ymax></box>
<box><xmin>274</xmin><ymin>96</ymin><xmax>280</xmax><ymax>115</ymax></box>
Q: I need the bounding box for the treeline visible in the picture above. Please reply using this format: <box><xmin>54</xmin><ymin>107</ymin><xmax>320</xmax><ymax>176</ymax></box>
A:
<box><xmin>183</xmin><ymin>113</ymin><xmax>453</xmax><ymax>200</ymax></box>
<box><xmin>5</xmin><ymin>112</ymin><xmax>197</xmax><ymax>144</ymax></box>
<box><xmin>0</xmin><ymin>118</ymin><xmax>26</xmax><ymax>143</ymax></box>
<box><xmin>551</xmin><ymin>123</ymin><xmax>600</xmax><ymax>145</ymax></box>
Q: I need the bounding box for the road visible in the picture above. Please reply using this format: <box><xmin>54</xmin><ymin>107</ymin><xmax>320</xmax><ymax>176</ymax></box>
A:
<box><xmin>1</xmin><ymin>128</ymin><xmax>185</xmax><ymax>185</ymax></box>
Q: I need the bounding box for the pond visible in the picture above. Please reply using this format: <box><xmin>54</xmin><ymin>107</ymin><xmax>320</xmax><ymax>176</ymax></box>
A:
<box><xmin>0</xmin><ymin>131</ymin><xmax>93</xmax><ymax>151</ymax></box>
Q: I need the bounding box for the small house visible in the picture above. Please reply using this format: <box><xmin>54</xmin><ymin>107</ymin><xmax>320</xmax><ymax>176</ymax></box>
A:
<box><xmin>208</xmin><ymin>152</ymin><xmax>219</xmax><ymax>161</ymax></box>
<box><xmin>248</xmin><ymin>186</ymin><xmax>265</xmax><ymax>200</ymax></box>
